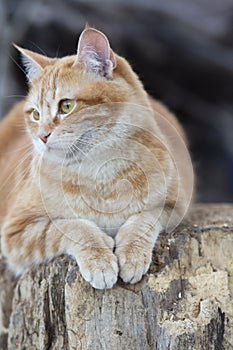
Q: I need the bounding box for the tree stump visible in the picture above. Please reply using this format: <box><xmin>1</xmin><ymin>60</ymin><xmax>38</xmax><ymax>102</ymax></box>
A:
<box><xmin>0</xmin><ymin>204</ymin><xmax>233</xmax><ymax>349</ymax></box>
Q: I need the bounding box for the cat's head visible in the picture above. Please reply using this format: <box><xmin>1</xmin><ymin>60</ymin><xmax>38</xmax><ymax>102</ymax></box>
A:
<box><xmin>17</xmin><ymin>27</ymin><xmax>149</xmax><ymax>161</ymax></box>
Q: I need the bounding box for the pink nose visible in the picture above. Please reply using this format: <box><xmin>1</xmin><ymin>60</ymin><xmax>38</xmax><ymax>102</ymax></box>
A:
<box><xmin>39</xmin><ymin>133</ymin><xmax>51</xmax><ymax>144</ymax></box>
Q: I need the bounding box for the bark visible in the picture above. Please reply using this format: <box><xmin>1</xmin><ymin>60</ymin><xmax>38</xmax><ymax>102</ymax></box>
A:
<box><xmin>0</xmin><ymin>204</ymin><xmax>233</xmax><ymax>349</ymax></box>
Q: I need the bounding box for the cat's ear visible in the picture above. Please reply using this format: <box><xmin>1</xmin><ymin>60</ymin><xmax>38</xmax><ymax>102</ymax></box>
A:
<box><xmin>14</xmin><ymin>45</ymin><xmax>54</xmax><ymax>82</ymax></box>
<box><xmin>75</xmin><ymin>28</ymin><xmax>117</xmax><ymax>79</ymax></box>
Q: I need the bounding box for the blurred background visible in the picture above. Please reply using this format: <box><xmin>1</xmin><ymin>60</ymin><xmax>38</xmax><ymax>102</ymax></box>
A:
<box><xmin>0</xmin><ymin>0</ymin><xmax>233</xmax><ymax>202</ymax></box>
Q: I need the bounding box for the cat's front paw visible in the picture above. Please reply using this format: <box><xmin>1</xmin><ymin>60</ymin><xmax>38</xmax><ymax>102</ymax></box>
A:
<box><xmin>76</xmin><ymin>234</ymin><xmax>118</xmax><ymax>289</ymax></box>
<box><xmin>115</xmin><ymin>243</ymin><xmax>152</xmax><ymax>284</ymax></box>
<box><xmin>79</xmin><ymin>250</ymin><xmax>118</xmax><ymax>289</ymax></box>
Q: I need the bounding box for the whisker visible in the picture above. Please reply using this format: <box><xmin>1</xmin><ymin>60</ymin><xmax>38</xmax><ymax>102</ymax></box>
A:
<box><xmin>9</xmin><ymin>55</ymin><xmax>26</xmax><ymax>75</ymax></box>
<box><xmin>27</xmin><ymin>41</ymin><xmax>48</xmax><ymax>56</ymax></box>
<box><xmin>68</xmin><ymin>144</ymin><xmax>87</xmax><ymax>158</ymax></box>
<box><xmin>0</xmin><ymin>149</ymin><xmax>33</xmax><ymax>194</ymax></box>
<box><xmin>33</xmin><ymin>154</ymin><xmax>44</xmax><ymax>183</ymax></box>
<box><xmin>55</xmin><ymin>46</ymin><xmax>60</xmax><ymax>59</ymax></box>
<box><xmin>6</xmin><ymin>166</ymin><xmax>31</xmax><ymax>200</ymax></box>
<box><xmin>1</xmin><ymin>143</ymin><xmax>32</xmax><ymax>155</ymax></box>
<box><xmin>3</xmin><ymin>95</ymin><xmax>26</xmax><ymax>99</ymax></box>
<box><xmin>70</xmin><ymin>144</ymin><xmax>105</xmax><ymax>174</ymax></box>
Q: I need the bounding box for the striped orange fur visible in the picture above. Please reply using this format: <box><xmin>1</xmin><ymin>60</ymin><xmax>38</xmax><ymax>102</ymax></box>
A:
<box><xmin>0</xmin><ymin>27</ymin><xmax>194</xmax><ymax>289</ymax></box>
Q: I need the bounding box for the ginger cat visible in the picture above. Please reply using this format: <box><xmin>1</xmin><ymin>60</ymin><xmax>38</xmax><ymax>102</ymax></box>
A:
<box><xmin>0</xmin><ymin>27</ymin><xmax>193</xmax><ymax>289</ymax></box>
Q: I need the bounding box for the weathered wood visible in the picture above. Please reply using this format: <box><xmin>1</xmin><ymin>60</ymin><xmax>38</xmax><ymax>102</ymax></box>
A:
<box><xmin>1</xmin><ymin>204</ymin><xmax>233</xmax><ymax>349</ymax></box>
<box><xmin>0</xmin><ymin>245</ymin><xmax>15</xmax><ymax>350</ymax></box>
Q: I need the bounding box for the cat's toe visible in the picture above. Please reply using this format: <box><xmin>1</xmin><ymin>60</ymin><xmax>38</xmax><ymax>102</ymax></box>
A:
<box><xmin>116</xmin><ymin>246</ymin><xmax>151</xmax><ymax>284</ymax></box>
<box><xmin>91</xmin><ymin>263</ymin><xmax>118</xmax><ymax>289</ymax></box>
<box><xmin>79</xmin><ymin>253</ymin><xmax>119</xmax><ymax>289</ymax></box>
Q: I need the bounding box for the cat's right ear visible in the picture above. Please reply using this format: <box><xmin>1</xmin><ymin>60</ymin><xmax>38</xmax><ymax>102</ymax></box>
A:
<box><xmin>74</xmin><ymin>28</ymin><xmax>117</xmax><ymax>79</ymax></box>
<box><xmin>14</xmin><ymin>45</ymin><xmax>54</xmax><ymax>82</ymax></box>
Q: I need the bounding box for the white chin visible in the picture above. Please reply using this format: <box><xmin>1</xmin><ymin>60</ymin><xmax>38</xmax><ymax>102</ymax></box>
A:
<box><xmin>33</xmin><ymin>140</ymin><xmax>47</xmax><ymax>155</ymax></box>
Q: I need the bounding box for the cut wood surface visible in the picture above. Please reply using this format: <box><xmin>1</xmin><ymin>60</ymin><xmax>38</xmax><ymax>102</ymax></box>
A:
<box><xmin>0</xmin><ymin>204</ymin><xmax>233</xmax><ymax>349</ymax></box>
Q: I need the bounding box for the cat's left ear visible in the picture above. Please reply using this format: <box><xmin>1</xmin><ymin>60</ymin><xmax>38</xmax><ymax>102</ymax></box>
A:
<box><xmin>75</xmin><ymin>28</ymin><xmax>117</xmax><ymax>79</ymax></box>
<box><xmin>14</xmin><ymin>45</ymin><xmax>55</xmax><ymax>82</ymax></box>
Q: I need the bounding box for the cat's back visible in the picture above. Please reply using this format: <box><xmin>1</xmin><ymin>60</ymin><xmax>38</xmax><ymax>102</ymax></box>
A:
<box><xmin>0</xmin><ymin>101</ymin><xmax>31</xmax><ymax>221</ymax></box>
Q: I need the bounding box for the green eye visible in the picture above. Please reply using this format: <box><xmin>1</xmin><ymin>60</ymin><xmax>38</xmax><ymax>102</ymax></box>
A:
<box><xmin>59</xmin><ymin>99</ymin><xmax>76</xmax><ymax>114</ymax></box>
<box><xmin>32</xmin><ymin>109</ymin><xmax>40</xmax><ymax>121</ymax></box>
